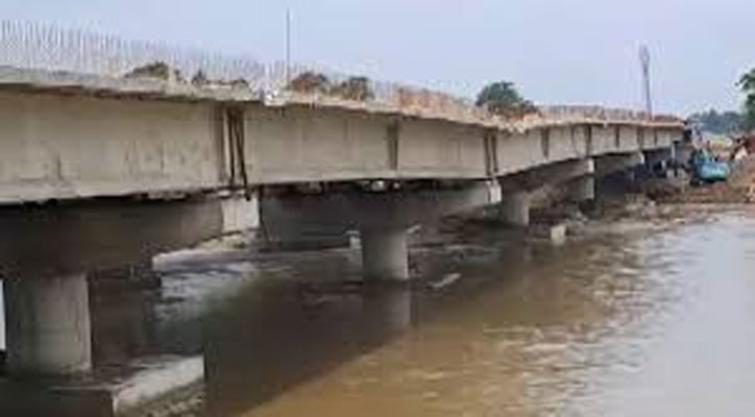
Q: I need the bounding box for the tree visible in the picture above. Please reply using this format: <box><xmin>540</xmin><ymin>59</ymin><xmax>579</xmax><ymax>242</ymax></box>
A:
<box><xmin>737</xmin><ymin>69</ymin><xmax>755</xmax><ymax>131</ymax></box>
<box><xmin>688</xmin><ymin>109</ymin><xmax>744</xmax><ymax>135</ymax></box>
<box><xmin>475</xmin><ymin>81</ymin><xmax>536</xmax><ymax>117</ymax></box>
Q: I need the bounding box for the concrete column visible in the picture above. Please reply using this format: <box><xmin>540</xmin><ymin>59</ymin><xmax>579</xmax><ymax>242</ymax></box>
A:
<box><xmin>360</xmin><ymin>227</ymin><xmax>410</xmax><ymax>281</ymax></box>
<box><xmin>4</xmin><ymin>273</ymin><xmax>92</xmax><ymax>377</ymax></box>
<box><xmin>501</xmin><ymin>191</ymin><xmax>530</xmax><ymax>227</ymax></box>
<box><xmin>568</xmin><ymin>176</ymin><xmax>596</xmax><ymax>202</ymax></box>
<box><xmin>0</xmin><ymin>281</ymin><xmax>5</xmax><ymax>351</ymax></box>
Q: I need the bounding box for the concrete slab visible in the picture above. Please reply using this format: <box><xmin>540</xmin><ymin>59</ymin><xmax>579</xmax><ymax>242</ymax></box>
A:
<box><xmin>0</xmin><ymin>355</ymin><xmax>203</xmax><ymax>417</ymax></box>
<box><xmin>530</xmin><ymin>223</ymin><xmax>569</xmax><ymax>246</ymax></box>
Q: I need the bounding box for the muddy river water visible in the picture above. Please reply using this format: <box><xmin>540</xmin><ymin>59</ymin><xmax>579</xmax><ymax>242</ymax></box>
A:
<box><xmin>7</xmin><ymin>208</ymin><xmax>755</xmax><ymax>416</ymax></box>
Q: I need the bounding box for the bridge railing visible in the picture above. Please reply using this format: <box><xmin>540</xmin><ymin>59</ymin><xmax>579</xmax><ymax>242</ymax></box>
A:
<box><xmin>0</xmin><ymin>20</ymin><xmax>681</xmax><ymax>126</ymax></box>
<box><xmin>0</xmin><ymin>20</ymin><xmax>297</xmax><ymax>91</ymax></box>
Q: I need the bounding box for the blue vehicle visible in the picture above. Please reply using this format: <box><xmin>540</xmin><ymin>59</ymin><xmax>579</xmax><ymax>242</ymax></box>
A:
<box><xmin>688</xmin><ymin>148</ymin><xmax>730</xmax><ymax>185</ymax></box>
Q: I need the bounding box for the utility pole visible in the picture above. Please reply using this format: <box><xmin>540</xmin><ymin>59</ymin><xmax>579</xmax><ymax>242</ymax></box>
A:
<box><xmin>639</xmin><ymin>45</ymin><xmax>653</xmax><ymax>118</ymax></box>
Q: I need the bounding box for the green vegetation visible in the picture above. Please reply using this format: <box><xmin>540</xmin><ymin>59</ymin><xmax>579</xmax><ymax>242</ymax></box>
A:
<box><xmin>688</xmin><ymin>109</ymin><xmax>744</xmax><ymax>135</ymax></box>
<box><xmin>690</xmin><ymin>68</ymin><xmax>755</xmax><ymax>135</ymax></box>
<box><xmin>475</xmin><ymin>81</ymin><xmax>537</xmax><ymax>117</ymax></box>
<box><xmin>738</xmin><ymin>68</ymin><xmax>755</xmax><ymax>131</ymax></box>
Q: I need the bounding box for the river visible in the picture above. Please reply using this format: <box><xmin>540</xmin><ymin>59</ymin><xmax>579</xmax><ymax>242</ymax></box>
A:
<box><xmin>6</xmin><ymin>208</ymin><xmax>755</xmax><ymax>416</ymax></box>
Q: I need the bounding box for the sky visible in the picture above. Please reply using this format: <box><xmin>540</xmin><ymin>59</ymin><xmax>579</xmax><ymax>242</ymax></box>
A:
<box><xmin>5</xmin><ymin>0</ymin><xmax>755</xmax><ymax>115</ymax></box>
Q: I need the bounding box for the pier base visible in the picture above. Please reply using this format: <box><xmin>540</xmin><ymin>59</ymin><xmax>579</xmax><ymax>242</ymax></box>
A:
<box><xmin>4</xmin><ymin>273</ymin><xmax>92</xmax><ymax>377</ymax></box>
<box><xmin>502</xmin><ymin>191</ymin><xmax>531</xmax><ymax>227</ymax></box>
<box><xmin>360</xmin><ymin>228</ymin><xmax>410</xmax><ymax>281</ymax></box>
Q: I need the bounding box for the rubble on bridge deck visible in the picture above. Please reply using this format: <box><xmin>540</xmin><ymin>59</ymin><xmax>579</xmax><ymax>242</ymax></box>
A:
<box><xmin>0</xmin><ymin>65</ymin><xmax>684</xmax><ymax>135</ymax></box>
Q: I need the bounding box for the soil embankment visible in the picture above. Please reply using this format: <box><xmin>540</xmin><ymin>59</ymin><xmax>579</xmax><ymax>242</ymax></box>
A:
<box><xmin>652</xmin><ymin>158</ymin><xmax>755</xmax><ymax>204</ymax></box>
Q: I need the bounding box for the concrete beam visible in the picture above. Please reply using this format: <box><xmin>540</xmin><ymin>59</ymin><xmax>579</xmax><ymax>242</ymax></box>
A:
<box><xmin>498</xmin><ymin>158</ymin><xmax>594</xmax><ymax>193</ymax></box>
<box><xmin>0</xmin><ymin>196</ymin><xmax>251</xmax><ymax>278</ymax></box>
<box><xmin>260</xmin><ymin>181</ymin><xmax>501</xmax><ymax>243</ymax></box>
<box><xmin>594</xmin><ymin>152</ymin><xmax>645</xmax><ymax>177</ymax></box>
<box><xmin>260</xmin><ymin>181</ymin><xmax>500</xmax><ymax>279</ymax></box>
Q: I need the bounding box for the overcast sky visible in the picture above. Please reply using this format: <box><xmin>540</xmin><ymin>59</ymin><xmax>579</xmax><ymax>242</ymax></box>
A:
<box><xmin>5</xmin><ymin>0</ymin><xmax>754</xmax><ymax>115</ymax></box>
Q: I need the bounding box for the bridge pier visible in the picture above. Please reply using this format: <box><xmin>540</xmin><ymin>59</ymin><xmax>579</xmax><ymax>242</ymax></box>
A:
<box><xmin>501</xmin><ymin>191</ymin><xmax>531</xmax><ymax>227</ymax></box>
<box><xmin>360</xmin><ymin>227</ymin><xmax>410</xmax><ymax>281</ymax></box>
<box><xmin>643</xmin><ymin>148</ymin><xmax>674</xmax><ymax>178</ymax></box>
<box><xmin>3</xmin><ymin>273</ymin><xmax>91</xmax><ymax>377</ymax></box>
<box><xmin>568</xmin><ymin>175</ymin><xmax>596</xmax><ymax>202</ymax></box>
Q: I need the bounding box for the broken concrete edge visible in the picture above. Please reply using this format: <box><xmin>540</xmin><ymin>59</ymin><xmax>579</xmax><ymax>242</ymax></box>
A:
<box><xmin>0</xmin><ymin>355</ymin><xmax>203</xmax><ymax>417</ymax></box>
<box><xmin>529</xmin><ymin>223</ymin><xmax>569</xmax><ymax>245</ymax></box>
<box><xmin>0</xmin><ymin>65</ymin><xmax>684</xmax><ymax>133</ymax></box>
<box><xmin>0</xmin><ymin>65</ymin><xmax>263</xmax><ymax>103</ymax></box>
<box><xmin>110</xmin><ymin>356</ymin><xmax>204</xmax><ymax>415</ymax></box>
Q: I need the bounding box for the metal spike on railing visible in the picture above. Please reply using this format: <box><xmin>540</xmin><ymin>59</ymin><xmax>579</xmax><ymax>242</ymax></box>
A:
<box><xmin>0</xmin><ymin>18</ymin><xmax>663</xmax><ymax>125</ymax></box>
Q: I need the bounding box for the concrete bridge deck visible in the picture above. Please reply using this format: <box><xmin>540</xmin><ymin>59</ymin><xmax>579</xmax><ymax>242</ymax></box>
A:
<box><xmin>0</xmin><ymin>66</ymin><xmax>682</xmax><ymax>204</ymax></box>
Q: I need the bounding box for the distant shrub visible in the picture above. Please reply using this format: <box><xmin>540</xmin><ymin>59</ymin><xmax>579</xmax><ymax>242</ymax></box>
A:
<box><xmin>476</xmin><ymin>81</ymin><xmax>538</xmax><ymax>118</ymax></box>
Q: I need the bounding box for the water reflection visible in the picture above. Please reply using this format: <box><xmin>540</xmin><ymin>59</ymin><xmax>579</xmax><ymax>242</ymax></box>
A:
<box><xmin>204</xmin><ymin>282</ymin><xmax>414</xmax><ymax>417</ymax></box>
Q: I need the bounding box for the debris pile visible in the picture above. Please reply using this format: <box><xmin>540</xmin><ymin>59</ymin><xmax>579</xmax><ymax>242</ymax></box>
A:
<box><xmin>286</xmin><ymin>71</ymin><xmax>376</xmax><ymax>102</ymax></box>
<box><xmin>287</xmin><ymin>71</ymin><xmax>330</xmax><ymax>94</ymax></box>
<box><xmin>124</xmin><ymin>61</ymin><xmax>184</xmax><ymax>82</ymax></box>
<box><xmin>123</xmin><ymin>62</ymin><xmax>249</xmax><ymax>89</ymax></box>
<box><xmin>330</xmin><ymin>76</ymin><xmax>374</xmax><ymax>101</ymax></box>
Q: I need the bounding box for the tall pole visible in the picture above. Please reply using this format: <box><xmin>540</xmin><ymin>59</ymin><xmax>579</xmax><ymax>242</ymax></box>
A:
<box><xmin>286</xmin><ymin>8</ymin><xmax>291</xmax><ymax>84</ymax></box>
<box><xmin>639</xmin><ymin>45</ymin><xmax>653</xmax><ymax>118</ymax></box>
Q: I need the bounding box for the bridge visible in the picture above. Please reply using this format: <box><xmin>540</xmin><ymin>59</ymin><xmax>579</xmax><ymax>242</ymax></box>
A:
<box><xmin>0</xmin><ymin>24</ymin><xmax>683</xmax><ymax>417</ymax></box>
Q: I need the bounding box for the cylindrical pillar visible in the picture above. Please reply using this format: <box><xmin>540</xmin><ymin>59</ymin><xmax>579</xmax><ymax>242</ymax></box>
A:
<box><xmin>4</xmin><ymin>273</ymin><xmax>92</xmax><ymax>377</ymax></box>
<box><xmin>360</xmin><ymin>227</ymin><xmax>410</xmax><ymax>281</ymax></box>
<box><xmin>502</xmin><ymin>191</ymin><xmax>531</xmax><ymax>227</ymax></box>
<box><xmin>0</xmin><ymin>281</ymin><xmax>5</xmax><ymax>351</ymax></box>
<box><xmin>569</xmin><ymin>176</ymin><xmax>596</xmax><ymax>202</ymax></box>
